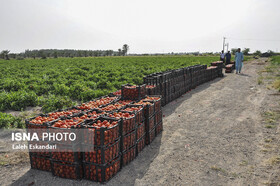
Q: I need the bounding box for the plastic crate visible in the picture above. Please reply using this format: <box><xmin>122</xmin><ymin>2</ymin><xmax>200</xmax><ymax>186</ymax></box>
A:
<box><xmin>83</xmin><ymin>138</ymin><xmax>120</xmax><ymax>164</ymax></box>
<box><xmin>83</xmin><ymin>156</ymin><xmax>121</xmax><ymax>183</ymax></box>
<box><xmin>86</xmin><ymin>109</ymin><xmax>106</xmax><ymax>120</ymax></box>
<box><xmin>77</xmin><ymin>96</ymin><xmax>119</xmax><ymax>110</ymax></box>
<box><xmin>121</xmin><ymin>105</ymin><xmax>144</xmax><ymax>125</ymax></box>
<box><xmin>136</xmin><ymin>135</ymin><xmax>145</xmax><ymax>155</ymax></box>
<box><xmin>51</xmin><ymin>143</ymin><xmax>82</xmax><ymax>163</ymax></box>
<box><xmin>145</xmin><ymin>114</ymin><xmax>155</xmax><ymax>132</ymax></box>
<box><xmin>25</xmin><ymin>114</ymin><xmax>55</xmax><ymax>129</ymax></box>
<box><xmin>134</xmin><ymin>101</ymin><xmax>155</xmax><ymax>118</ymax></box>
<box><xmin>30</xmin><ymin>154</ymin><xmax>51</xmax><ymax>172</ymax></box>
<box><xmin>155</xmin><ymin>110</ymin><xmax>162</xmax><ymax>125</ymax></box>
<box><xmin>155</xmin><ymin>121</ymin><xmax>163</xmax><ymax>136</ymax></box>
<box><xmin>107</xmin><ymin>111</ymin><xmax>136</xmax><ymax>135</ymax></box>
<box><xmin>142</xmin><ymin>96</ymin><xmax>162</xmax><ymax>113</ymax></box>
<box><xmin>136</xmin><ymin>122</ymin><xmax>145</xmax><ymax>141</ymax></box>
<box><xmin>82</xmin><ymin>117</ymin><xmax>120</xmax><ymax>146</ymax></box>
<box><xmin>51</xmin><ymin>160</ymin><xmax>83</xmax><ymax>180</ymax></box>
<box><xmin>145</xmin><ymin>127</ymin><xmax>156</xmax><ymax>145</ymax></box>
<box><xmin>122</xmin><ymin>130</ymin><xmax>136</xmax><ymax>152</ymax></box>
<box><xmin>121</xmin><ymin>145</ymin><xmax>136</xmax><ymax>167</ymax></box>
<box><xmin>48</xmin><ymin>107</ymin><xmax>83</xmax><ymax>119</ymax></box>
<box><xmin>121</xmin><ymin>84</ymin><xmax>146</xmax><ymax>100</ymax></box>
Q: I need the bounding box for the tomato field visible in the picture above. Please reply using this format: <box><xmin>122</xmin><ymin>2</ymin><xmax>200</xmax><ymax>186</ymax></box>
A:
<box><xmin>0</xmin><ymin>56</ymin><xmax>219</xmax><ymax>113</ymax></box>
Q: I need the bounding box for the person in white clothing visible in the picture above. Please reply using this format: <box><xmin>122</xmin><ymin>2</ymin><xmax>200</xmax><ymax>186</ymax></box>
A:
<box><xmin>220</xmin><ymin>50</ymin><xmax>225</xmax><ymax>63</ymax></box>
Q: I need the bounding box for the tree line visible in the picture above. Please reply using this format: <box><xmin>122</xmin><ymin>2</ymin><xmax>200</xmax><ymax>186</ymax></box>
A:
<box><xmin>0</xmin><ymin>44</ymin><xmax>129</xmax><ymax>60</ymax></box>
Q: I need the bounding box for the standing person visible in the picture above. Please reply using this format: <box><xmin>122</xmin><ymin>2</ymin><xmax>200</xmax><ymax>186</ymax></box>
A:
<box><xmin>225</xmin><ymin>51</ymin><xmax>231</xmax><ymax>65</ymax></box>
<box><xmin>220</xmin><ymin>50</ymin><xmax>225</xmax><ymax>63</ymax></box>
<box><xmin>235</xmin><ymin>48</ymin><xmax>244</xmax><ymax>74</ymax></box>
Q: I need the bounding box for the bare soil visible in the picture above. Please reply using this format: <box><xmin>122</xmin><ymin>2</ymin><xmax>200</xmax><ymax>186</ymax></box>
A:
<box><xmin>1</xmin><ymin>58</ymin><xmax>279</xmax><ymax>186</ymax></box>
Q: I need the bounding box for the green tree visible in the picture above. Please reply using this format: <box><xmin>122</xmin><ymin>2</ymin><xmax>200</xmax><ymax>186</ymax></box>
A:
<box><xmin>53</xmin><ymin>51</ymin><xmax>58</xmax><ymax>58</ymax></box>
<box><xmin>242</xmin><ymin>48</ymin><xmax>250</xmax><ymax>55</ymax></box>
<box><xmin>253</xmin><ymin>50</ymin><xmax>261</xmax><ymax>56</ymax></box>
<box><xmin>118</xmin><ymin>49</ymin><xmax>122</xmax><ymax>56</ymax></box>
<box><xmin>231</xmin><ymin>48</ymin><xmax>238</xmax><ymax>55</ymax></box>
<box><xmin>1</xmin><ymin>50</ymin><xmax>10</xmax><ymax>60</ymax></box>
<box><xmin>122</xmin><ymin>44</ymin><xmax>129</xmax><ymax>56</ymax></box>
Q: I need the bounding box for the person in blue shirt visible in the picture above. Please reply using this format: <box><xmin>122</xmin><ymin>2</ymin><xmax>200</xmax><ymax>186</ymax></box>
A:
<box><xmin>225</xmin><ymin>51</ymin><xmax>231</xmax><ymax>65</ymax></box>
<box><xmin>235</xmin><ymin>48</ymin><xmax>244</xmax><ymax>74</ymax></box>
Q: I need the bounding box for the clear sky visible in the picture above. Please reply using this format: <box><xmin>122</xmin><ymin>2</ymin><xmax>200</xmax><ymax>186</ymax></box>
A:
<box><xmin>0</xmin><ymin>0</ymin><xmax>280</xmax><ymax>54</ymax></box>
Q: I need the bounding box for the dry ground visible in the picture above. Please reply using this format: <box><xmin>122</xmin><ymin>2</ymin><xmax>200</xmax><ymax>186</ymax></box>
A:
<box><xmin>1</xmin><ymin>58</ymin><xmax>279</xmax><ymax>186</ymax></box>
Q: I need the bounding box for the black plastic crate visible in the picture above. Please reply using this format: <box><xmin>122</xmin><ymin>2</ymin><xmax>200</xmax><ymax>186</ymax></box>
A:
<box><xmin>25</xmin><ymin>114</ymin><xmax>55</xmax><ymax>129</ymax></box>
<box><xmin>98</xmin><ymin>100</ymin><xmax>130</xmax><ymax>112</ymax></box>
<box><xmin>122</xmin><ymin>130</ymin><xmax>136</xmax><ymax>152</ymax></box>
<box><xmin>48</xmin><ymin>107</ymin><xmax>83</xmax><ymax>119</ymax></box>
<box><xmin>121</xmin><ymin>84</ymin><xmax>146</xmax><ymax>101</ymax></box>
<box><xmin>82</xmin><ymin>117</ymin><xmax>120</xmax><ymax>146</ymax></box>
<box><xmin>155</xmin><ymin>121</ymin><xmax>163</xmax><ymax>136</ymax></box>
<box><xmin>77</xmin><ymin>96</ymin><xmax>119</xmax><ymax>110</ymax></box>
<box><xmin>134</xmin><ymin>101</ymin><xmax>155</xmax><ymax>118</ymax></box>
<box><xmin>155</xmin><ymin>110</ymin><xmax>162</xmax><ymax>125</ymax></box>
<box><xmin>83</xmin><ymin>156</ymin><xmax>121</xmax><ymax>183</ymax></box>
<box><xmin>136</xmin><ymin>122</ymin><xmax>145</xmax><ymax>141</ymax></box>
<box><xmin>107</xmin><ymin>111</ymin><xmax>136</xmax><ymax>136</ymax></box>
<box><xmin>86</xmin><ymin>109</ymin><xmax>106</xmax><ymax>120</ymax></box>
<box><xmin>145</xmin><ymin>114</ymin><xmax>155</xmax><ymax>132</ymax></box>
<box><xmin>51</xmin><ymin>143</ymin><xmax>82</xmax><ymax>163</ymax></box>
<box><xmin>136</xmin><ymin>134</ymin><xmax>145</xmax><ymax>155</ymax></box>
<box><xmin>30</xmin><ymin>154</ymin><xmax>51</xmax><ymax>172</ymax></box>
<box><xmin>145</xmin><ymin>127</ymin><xmax>156</xmax><ymax>145</ymax></box>
<box><xmin>142</xmin><ymin>95</ymin><xmax>162</xmax><ymax>113</ymax></box>
<box><xmin>51</xmin><ymin>160</ymin><xmax>83</xmax><ymax>180</ymax></box>
<box><xmin>83</xmin><ymin>138</ymin><xmax>120</xmax><ymax>164</ymax></box>
<box><xmin>121</xmin><ymin>145</ymin><xmax>136</xmax><ymax>167</ymax></box>
<box><xmin>121</xmin><ymin>105</ymin><xmax>144</xmax><ymax>125</ymax></box>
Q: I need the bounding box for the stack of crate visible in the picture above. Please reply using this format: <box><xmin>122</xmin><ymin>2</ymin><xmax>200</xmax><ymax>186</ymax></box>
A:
<box><xmin>133</xmin><ymin>100</ymin><xmax>156</xmax><ymax>145</ymax></box>
<box><xmin>225</xmin><ymin>64</ymin><xmax>234</xmax><ymax>73</ymax></box>
<box><xmin>25</xmin><ymin>114</ymin><xmax>55</xmax><ymax>173</ymax></box>
<box><xmin>142</xmin><ymin>96</ymin><xmax>163</xmax><ymax>136</ymax></box>
<box><xmin>49</xmin><ymin>117</ymin><xmax>85</xmax><ymax>180</ymax></box>
<box><xmin>82</xmin><ymin>117</ymin><xmax>121</xmax><ymax>183</ymax></box>
<box><xmin>120</xmin><ymin>105</ymin><xmax>145</xmax><ymax>155</ymax></box>
<box><xmin>211</xmin><ymin>61</ymin><xmax>224</xmax><ymax>77</ymax></box>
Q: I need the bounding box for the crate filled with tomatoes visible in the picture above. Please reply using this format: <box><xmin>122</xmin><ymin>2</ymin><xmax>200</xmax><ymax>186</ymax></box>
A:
<box><xmin>106</xmin><ymin>111</ymin><xmax>136</xmax><ymax>135</ymax></box>
<box><xmin>83</xmin><ymin>156</ymin><xmax>121</xmax><ymax>183</ymax></box>
<box><xmin>121</xmin><ymin>84</ymin><xmax>146</xmax><ymax>100</ymax></box>
<box><xmin>121</xmin><ymin>105</ymin><xmax>144</xmax><ymax>125</ymax></box>
<box><xmin>121</xmin><ymin>145</ymin><xmax>136</xmax><ymax>167</ymax></box>
<box><xmin>134</xmin><ymin>100</ymin><xmax>155</xmax><ymax>118</ymax></box>
<box><xmin>136</xmin><ymin>134</ymin><xmax>145</xmax><ymax>155</ymax></box>
<box><xmin>142</xmin><ymin>96</ymin><xmax>161</xmax><ymax>114</ymax></box>
<box><xmin>51</xmin><ymin>160</ymin><xmax>83</xmax><ymax>180</ymax></box>
<box><xmin>25</xmin><ymin>114</ymin><xmax>56</xmax><ymax>129</ymax></box>
<box><xmin>30</xmin><ymin>154</ymin><xmax>52</xmax><ymax>172</ymax></box>
<box><xmin>146</xmin><ymin>126</ymin><xmax>156</xmax><ymax>145</ymax></box>
<box><xmin>82</xmin><ymin>117</ymin><xmax>120</xmax><ymax>146</ymax></box>
<box><xmin>77</xmin><ymin>96</ymin><xmax>119</xmax><ymax>110</ymax></box>
<box><xmin>83</xmin><ymin>138</ymin><xmax>120</xmax><ymax>164</ymax></box>
<box><xmin>155</xmin><ymin>121</ymin><xmax>163</xmax><ymax>136</ymax></box>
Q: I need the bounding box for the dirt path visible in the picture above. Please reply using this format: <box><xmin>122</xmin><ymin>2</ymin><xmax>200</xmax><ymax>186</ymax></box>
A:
<box><xmin>1</xmin><ymin>58</ymin><xmax>279</xmax><ymax>186</ymax></box>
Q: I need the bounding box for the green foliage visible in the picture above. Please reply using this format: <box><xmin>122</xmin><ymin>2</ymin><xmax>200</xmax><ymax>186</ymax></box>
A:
<box><xmin>0</xmin><ymin>112</ymin><xmax>24</xmax><ymax>128</ymax></box>
<box><xmin>242</xmin><ymin>48</ymin><xmax>250</xmax><ymax>55</ymax></box>
<box><xmin>41</xmin><ymin>94</ymin><xmax>74</xmax><ymax>113</ymax></box>
<box><xmin>0</xmin><ymin>56</ymin><xmax>219</xmax><ymax>112</ymax></box>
